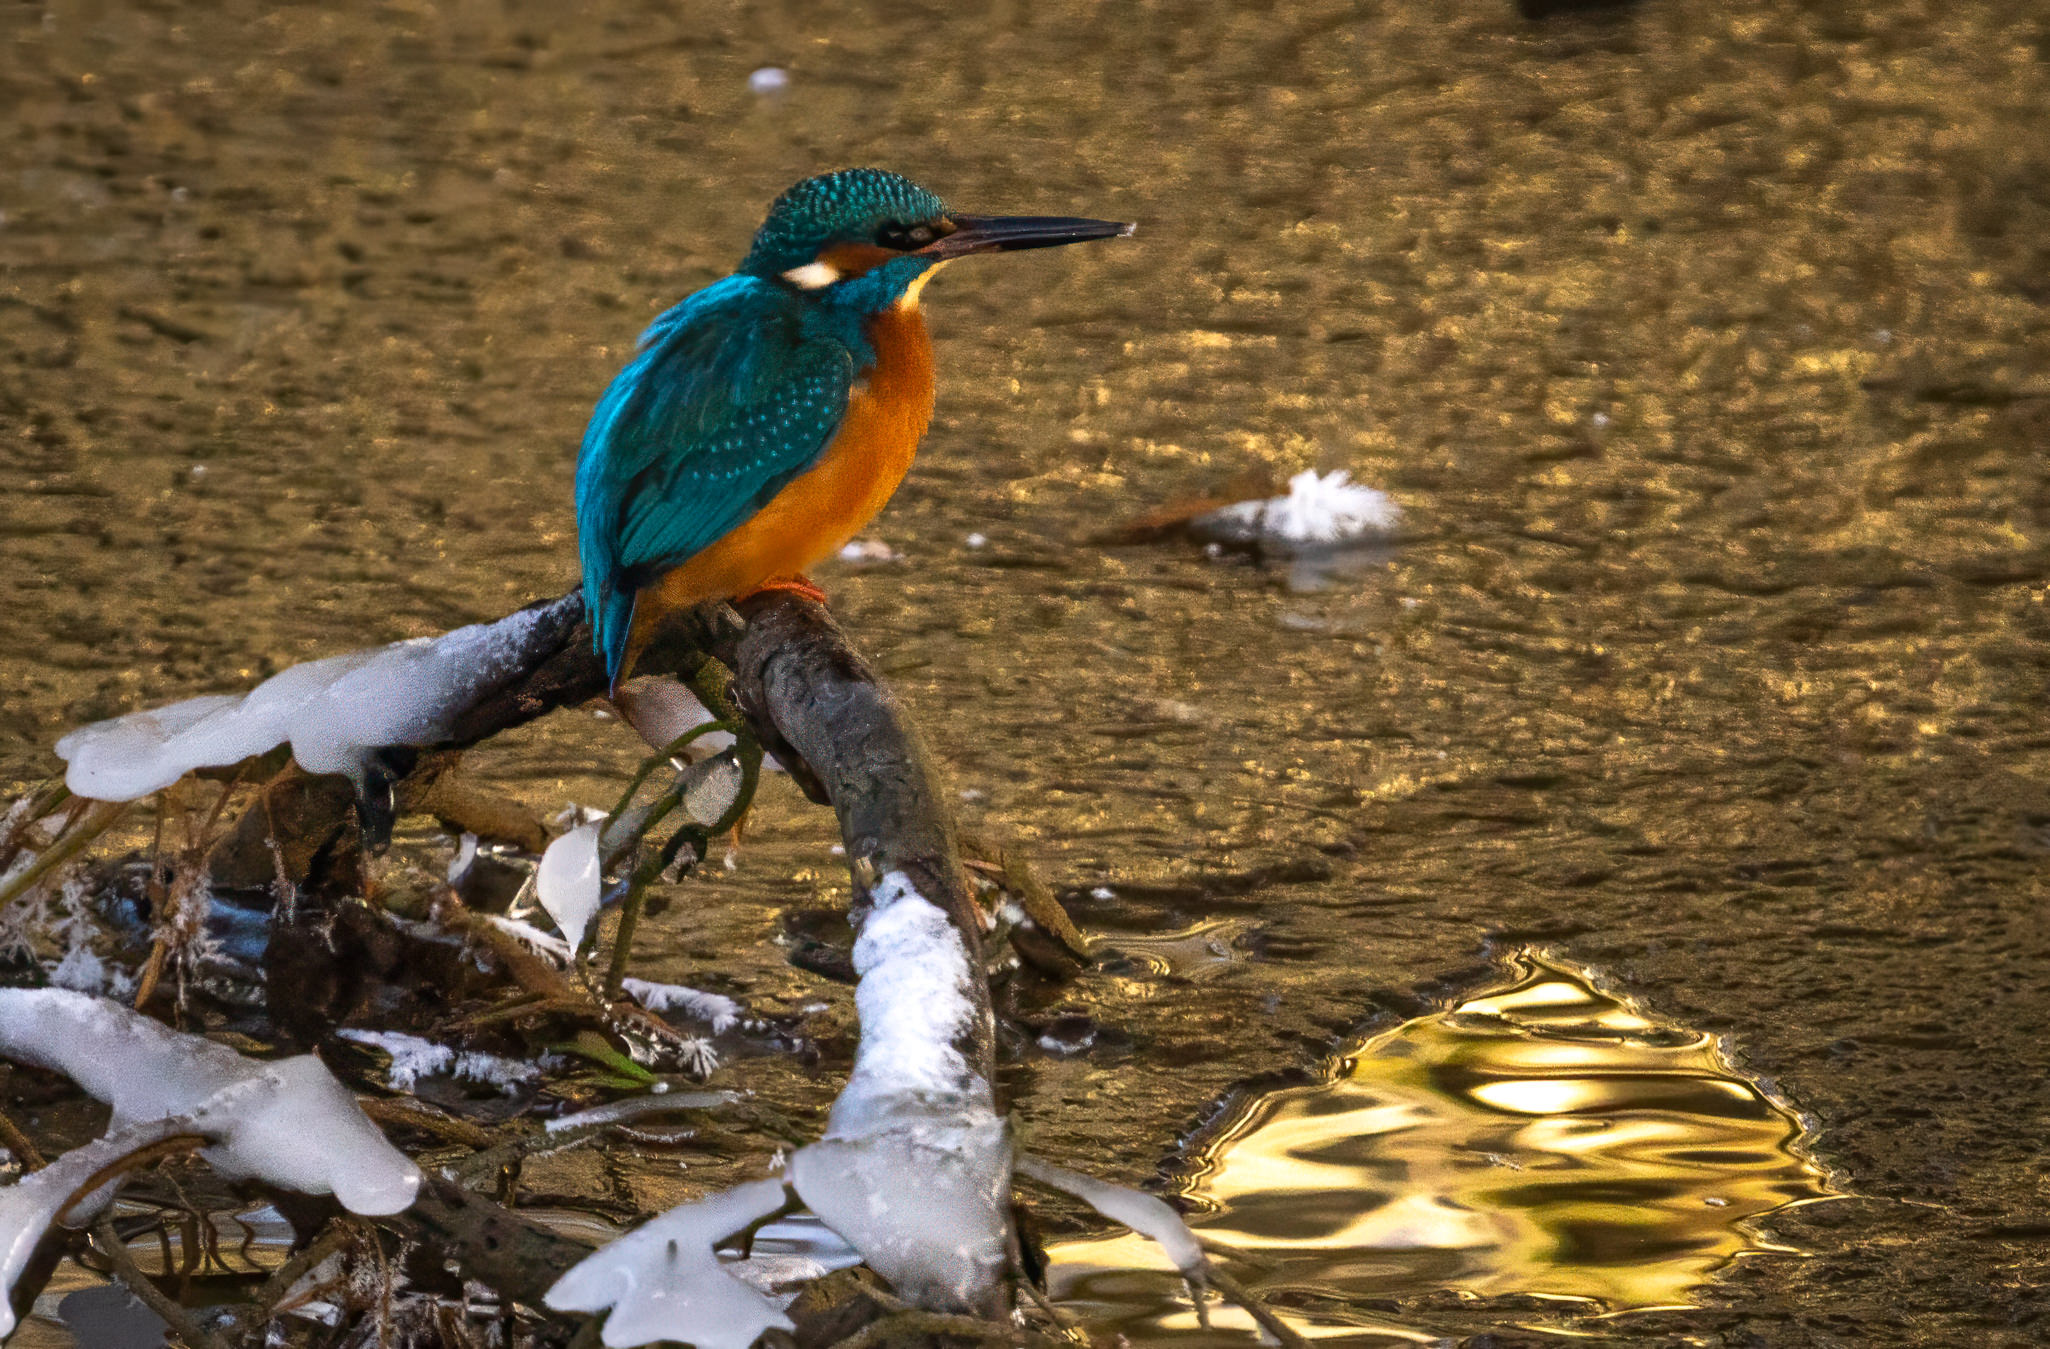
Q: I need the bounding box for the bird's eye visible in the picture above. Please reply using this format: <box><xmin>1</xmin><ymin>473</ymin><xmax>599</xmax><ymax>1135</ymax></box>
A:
<box><xmin>876</xmin><ymin>220</ymin><xmax>937</xmax><ymax>250</ymax></box>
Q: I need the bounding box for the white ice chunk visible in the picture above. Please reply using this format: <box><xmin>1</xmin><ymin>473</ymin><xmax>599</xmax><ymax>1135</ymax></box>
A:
<box><xmin>0</xmin><ymin>1116</ymin><xmax>196</xmax><ymax>1337</ymax></box>
<box><xmin>546</xmin><ymin>1175</ymin><xmax>795</xmax><ymax>1349</ymax></box>
<box><xmin>612</xmin><ymin>678</ymin><xmax>732</xmax><ymax>761</ymax></box>
<box><xmin>52</xmin><ymin>693</ymin><xmax>246</xmax><ymax>801</ymax></box>
<box><xmin>1194</xmin><ymin>469</ymin><xmax>1400</xmax><ymax>551</ymax></box>
<box><xmin>835</xmin><ymin>538</ymin><xmax>901</xmax><ymax>565</ymax></box>
<box><xmin>559</xmin><ymin>870</ymin><xmax>1010</xmax><ymax>1324</ymax></box>
<box><xmin>611</xmin><ymin>678</ymin><xmax>784</xmax><ymax>777</ymax></box>
<box><xmin>447</xmin><ymin>832</ymin><xmax>478</xmax><ymax>887</ymax></box>
<box><xmin>537</xmin><ymin>822</ymin><xmax>603</xmax><ymax>951</ymax></box>
<box><xmin>747</xmin><ymin>66</ymin><xmax>789</xmax><ymax>95</ymax></box>
<box><xmin>336</xmin><ymin>1029</ymin><xmax>539</xmax><ymax>1093</ymax></box>
<box><xmin>623</xmin><ymin>980</ymin><xmax>743</xmax><ymax>1034</ymax></box>
<box><xmin>55</xmin><ymin>603</ymin><xmax>555</xmax><ymax>801</ymax></box>
<box><xmin>682</xmin><ymin>755</ymin><xmax>746</xmax><ymax>827</ymax></box>
<box><xmin>787</xmin><ymin>1114</ymin><xmax>1011</xmax><ymax>1314</ymax></box>
<box><xmin>1015</xmin><ymin>1154</ymin><xmax>1208</xmax><ymax>1282</ymax></box>
<box><xmin>0</xmin><ymin>990</ymin><xmax>420</xmax><ymax>1336</ymax></box>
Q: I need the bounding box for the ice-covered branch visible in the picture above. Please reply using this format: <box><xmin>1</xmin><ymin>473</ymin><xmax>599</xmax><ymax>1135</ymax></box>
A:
<box><xmin>56</xmin><ymin>595</ymin><xmax>583</xmax><ymax>803</ymax></box>
<box><xmin>0</xmin><ymin>989</ymin><xmax>420</xmax><ymax>1335</ymax></box>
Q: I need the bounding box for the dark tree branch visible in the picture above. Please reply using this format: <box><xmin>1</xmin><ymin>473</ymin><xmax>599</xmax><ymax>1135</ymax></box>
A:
<box><xmin>714</xmin><ymin>593</ymin><xmax>994</xmax><ymax>1085</ymax></box>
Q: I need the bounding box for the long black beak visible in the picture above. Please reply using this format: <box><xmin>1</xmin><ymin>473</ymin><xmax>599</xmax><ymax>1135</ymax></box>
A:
<box><xmin>924</xmin><ymin>214</ymin><xmax>1135</xmax><ymax>259</ymax></box>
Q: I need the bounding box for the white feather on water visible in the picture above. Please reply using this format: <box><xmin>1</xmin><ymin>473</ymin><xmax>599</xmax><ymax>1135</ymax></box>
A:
<box><xmin>1194</xmin><ymin>468</ymin><xmax>1401</xmax><ymax>550</ymax></box>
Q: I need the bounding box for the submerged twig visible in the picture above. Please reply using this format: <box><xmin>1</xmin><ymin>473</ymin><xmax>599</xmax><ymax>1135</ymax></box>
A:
<box><xmin>248</xmin><ymin>1219</ymin><xmax>356</xmax><ymax>1312</ymax></box>
<box><xmin>0</xmin><ymin>1106</ymin><xmax>45</xmax><ymax>1171</ymax></box>
<box><xmin>722</xmin><ymin>1190</ymin><xmax>805</xmax><ymax>1260</ymax></box>
<box><xmin>827</xmin><ymin>1308</ymin><xmax>1057</xmax><ymax>1349</ymax></box>
<box><xmin>91</xmin><ymin>1216</ymin><xmax>235</xmax><ymax>1349</ymax></box>
<box><xmin>357</xmin><ymin>1096</ymin><xmax>501</xmax><ymax>1150</ymax></box>
<box><xmin>1208</xmin><ymin>1266</ymin><xmax>1312</xmax><ymax>1349</ymax></box>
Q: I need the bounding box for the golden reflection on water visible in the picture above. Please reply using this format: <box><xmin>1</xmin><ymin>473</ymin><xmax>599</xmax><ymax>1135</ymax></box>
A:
<box><xmin>1047</xmin><ymin>954</ymin><xmax>1835</xmax><ymax>1344</ymax></box>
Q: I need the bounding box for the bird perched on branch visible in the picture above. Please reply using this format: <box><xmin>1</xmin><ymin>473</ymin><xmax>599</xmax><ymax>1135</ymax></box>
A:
<box><xmin>576</xmin><ymin>168</ymin><xmax>1133</xmax><ymax>689</ymax></box>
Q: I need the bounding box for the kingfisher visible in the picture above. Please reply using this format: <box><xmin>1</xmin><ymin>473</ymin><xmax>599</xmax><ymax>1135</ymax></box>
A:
<box><xmin>576</xmin><ymin>167</ymin><xmax>1133</xmax><ymax>688</ymax></box>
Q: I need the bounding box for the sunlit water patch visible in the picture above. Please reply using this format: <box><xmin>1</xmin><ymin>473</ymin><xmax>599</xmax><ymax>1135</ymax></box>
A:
<box><xmin>1047</xmin><ymin>953</ymin><xmax>1836</xmax><ymax>1344</ymax></box>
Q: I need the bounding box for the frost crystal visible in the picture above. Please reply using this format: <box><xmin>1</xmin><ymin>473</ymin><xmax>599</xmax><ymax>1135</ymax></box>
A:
<box><xmin>55</xmin><ymin>601</ymin><xmax>560</xmax><ymax>801</ymax></box>
<box><xmin>337</xmin><ymin>1029</ymin><xmax>540</xmax><ymax>1093</ymax></box>
<box><xmin>1195</xmin><ymin>469</ymin><xmax>1400</xmax><ymax>551</ymax></box>
<box><xmin>537</xmin><ymin>822</ymin><xmax>603</xmax><ymax>951</ymax></box>
<box><xmin>623</xmin><ymin>980</ymin><xmax>743</xmax><ymax>1034</ymax></box>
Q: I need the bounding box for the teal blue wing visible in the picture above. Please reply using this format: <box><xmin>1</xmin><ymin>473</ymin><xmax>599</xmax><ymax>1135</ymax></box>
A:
<box><xmin>575</xmin><ymin>276</ymin><xmax>854</xmax><ymax>682</ymax></box>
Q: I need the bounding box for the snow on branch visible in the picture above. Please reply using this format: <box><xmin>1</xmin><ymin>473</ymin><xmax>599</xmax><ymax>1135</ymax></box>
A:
<box><xmin>0</xmin><ymin>988</ymin><xmax>421</xmax><ymax>1336</ymax></box>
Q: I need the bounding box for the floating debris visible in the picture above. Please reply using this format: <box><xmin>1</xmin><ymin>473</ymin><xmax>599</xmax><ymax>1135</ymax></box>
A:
<box><xmin>836</xmin><ymin>537</ymin><xmax>901</xmax><ymax>565</ymax></box>
<box><xmin>1191</xmin><ymin>469</ymin><xmax>1400</xmax><ymax>553</ymax></box>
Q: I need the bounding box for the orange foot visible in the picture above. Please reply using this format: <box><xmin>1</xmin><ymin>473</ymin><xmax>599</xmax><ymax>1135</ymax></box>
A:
<box><xmin>738</xmin><ymin>573</ymin><xmax>830</xmax><ymax>607</ymax></box>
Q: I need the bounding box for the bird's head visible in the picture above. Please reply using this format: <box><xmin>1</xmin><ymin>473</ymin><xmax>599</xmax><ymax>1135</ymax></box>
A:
<box><xmin>741</xmin><ymin>167</ymin><xmax>1132</xmax><ymax>312</ymax></box>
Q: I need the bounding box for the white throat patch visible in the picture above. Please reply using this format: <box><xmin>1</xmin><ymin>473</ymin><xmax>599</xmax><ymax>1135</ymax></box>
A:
<box><xmin>895</xmin><ymin>258</ymin><xmax>951</xmax><ymax>311</ymax></box>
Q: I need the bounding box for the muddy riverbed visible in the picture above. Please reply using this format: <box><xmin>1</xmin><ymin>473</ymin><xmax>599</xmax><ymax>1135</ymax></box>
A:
<box><xmin>4</xmin><ymin>1</ymin><xmax>2049</xmax><ymax>1344</ymax></box>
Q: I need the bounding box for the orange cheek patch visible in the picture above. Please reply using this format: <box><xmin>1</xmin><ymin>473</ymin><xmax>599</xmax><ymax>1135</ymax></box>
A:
<box><xmin>816</xmin><ymin>242</ymin><xmax>900</xmax><ymax>278</ymax></box>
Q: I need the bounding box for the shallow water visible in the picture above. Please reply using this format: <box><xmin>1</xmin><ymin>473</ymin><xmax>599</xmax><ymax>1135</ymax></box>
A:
<box><xmin>5</xmin><ymin>0</ymin><xmax>2050</xmax><ymax>1343</ymax></box>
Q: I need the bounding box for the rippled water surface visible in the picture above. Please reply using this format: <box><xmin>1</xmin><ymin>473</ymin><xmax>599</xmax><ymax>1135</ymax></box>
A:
<box><xmin>1048</xmin><ymin>954</ymin><xmax>1834</xmax><ymax>1343</ymax></box>
<box><xmin>5</xmin><ymin>1</ymin><xmax>2050</xmax><ymax>1343</ymax></box>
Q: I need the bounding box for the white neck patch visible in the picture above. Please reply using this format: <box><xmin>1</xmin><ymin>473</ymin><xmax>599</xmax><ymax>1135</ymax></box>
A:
<box><xmin>781</xmin><ymin>260</ymin><xmax>841</xmax><ymax>290</ymax></box>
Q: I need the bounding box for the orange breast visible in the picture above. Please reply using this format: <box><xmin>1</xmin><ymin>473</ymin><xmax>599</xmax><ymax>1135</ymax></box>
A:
<box><xmin>638</xmin><ymin>302</ymin><xmax>935</xmax><ymax>616</ymax></box>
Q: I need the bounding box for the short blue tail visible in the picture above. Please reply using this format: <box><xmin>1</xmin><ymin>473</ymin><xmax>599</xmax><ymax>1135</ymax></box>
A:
<box><xmin>589</xmin><ymin>577</ymin><xmax>637</xmax><ymax>691</ymax></box>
